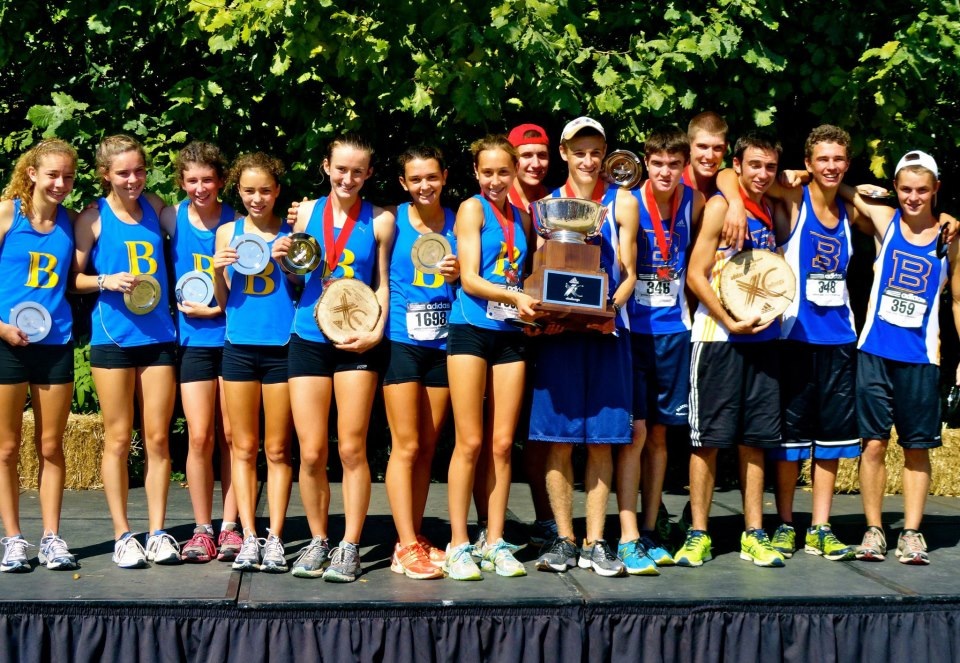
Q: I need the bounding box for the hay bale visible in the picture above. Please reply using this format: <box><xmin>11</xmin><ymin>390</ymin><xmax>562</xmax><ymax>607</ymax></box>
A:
<box><xmin>802</xmin><ymin>428</ymin><xmax>960</xmax><ymax>496</ymax></box>
<box><xmin>18</xmin><ymin>410</ymin><xmax>104</xmax><ymax>490</ymax></box>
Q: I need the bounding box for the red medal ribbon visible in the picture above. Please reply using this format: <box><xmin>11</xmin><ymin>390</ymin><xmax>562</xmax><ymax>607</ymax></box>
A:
<box><xmin>485</xmin><ymin>194</ymin><xmax>517</xmax><ymax>278</ymax></box>
<box><xmin>323</xmin><ymin>196</ymin><xmax>363</xmax><ymax>274</ymax></box>
<box><xmin>738</xmin><ymin>186</ymin><xmax>773</xmax><ymax>230</ymax></box>
<box><xmin>682</xmin><ymin>165</ymin><xmax>696</xmax><ymax>190</ymax></box>
<box><xmin>643</xmin><ymin>181</ymin><xmax>682</xmax><ymax>268</ymax></box>
<box><xmin>563</xmin><ymin>178</ymin><xmax>605</xmax><ymax>203</ymax></box>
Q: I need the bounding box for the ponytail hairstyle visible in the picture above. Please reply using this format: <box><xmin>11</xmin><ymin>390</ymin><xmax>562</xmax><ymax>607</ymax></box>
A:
<box><xmin>1</xmin><ymin>139</ymin><xmax>78</xmax><ymax>219</ymax></box>
<box><xmin>95</xmin><ymin>134</ymin><xmax>147</xmax><ymax>193</ymax></box>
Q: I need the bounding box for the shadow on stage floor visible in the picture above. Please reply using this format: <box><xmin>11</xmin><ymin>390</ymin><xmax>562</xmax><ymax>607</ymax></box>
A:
<box><xmin>3</xmin><ymin>482</ymin><xmax>960</xmax><ymax>662</ymax></box>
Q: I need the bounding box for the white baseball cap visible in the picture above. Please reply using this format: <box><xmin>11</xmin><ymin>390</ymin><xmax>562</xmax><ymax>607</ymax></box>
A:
<box><xmin>561</xmin><ymin>117</ymin><xmax>605</xmax><ymax>142</ymax></box>
<box><xmin>895</xmin><ymin>150</ymin><xmax>939</xmax><ymax>179</ymax></box>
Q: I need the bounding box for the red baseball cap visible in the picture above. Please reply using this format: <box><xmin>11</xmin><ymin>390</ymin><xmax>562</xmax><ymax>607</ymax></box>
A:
<box><xmin>508</xmin><ymin>124</ymin><xmax>550</xmax><ymax>148</ymax></box>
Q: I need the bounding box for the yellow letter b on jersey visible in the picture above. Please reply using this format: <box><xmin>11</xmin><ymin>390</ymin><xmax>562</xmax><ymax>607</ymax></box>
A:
<box><xmin>126</xmin><ymin>241</ymin><xmax>158</xmax><ymax>276</ymax></box>
<box><xmin>25</xmin><ymin>252</ymin><xmax>58</xmax><ymax>289</ymax></box>
<box><xmin>243</xmin><ymin>261</ymin><xmax>276</xmax><ymax>296</ymax></box>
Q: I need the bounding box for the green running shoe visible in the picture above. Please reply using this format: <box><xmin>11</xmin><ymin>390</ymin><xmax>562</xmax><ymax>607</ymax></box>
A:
<box><xmin>771</xmin><ymin>524</ymin><xmax>795</xmax><ymax>558</ymax></box>
<box><xmin>673</xmin><ymin>529</ymin><xmax>712</xmax><ymax>567</ymax></box>
<box><xmin>804</xmin><ymin>524</ymin><xmax>855</xmax><ymax>561</ymax></box>
<box><xmin>740</xmin><ymin>529</ymin><xmax>785</xmax><ymax>568</ymax></box>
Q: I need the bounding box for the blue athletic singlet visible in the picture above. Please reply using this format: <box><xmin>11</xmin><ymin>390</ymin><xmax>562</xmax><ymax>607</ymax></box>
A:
<box><xmin>387</xmin><ymin>203</ymin><xmax>457</xmax><ymax>349</ymax></box>
<box><xmin>224</xmin><ymin>219</ymin><xmax>295</xmax><ymax>346</ymax></box>
<box><xmin>171</xmin><ymin>200</ymin><xmax>234</xmax><ymax>347</ymax></box>
<box><xmin>90</xmin><ymin>196</ymin><xmax>176</xmax><ymax>347</ymax></box>
<box><xmin>628</xmin><ymin>184</ymin><xmax>694</xmax><ymax>334</ymax></box>
<box><xmin>780</xmin><ymin>186</ymin><xmax>856</xmax><ymax>344</ymax></box>
<box><xmin>291</xmin><ymin>197</ymin><xmax>378</xmax><ymax>344</ymax></box>
<box><xmin>449</xmin><ymin>195</ymin><xmax>528</xmax><ymax>332</ymax></box>
<box><xmin>547</xmin><ymin>184</ymin><xmax>629</xmax><ymax>330</ymax></box>
<box><xmin>858</xmin><ymin>211</ymin><xmax>947</xmax><ymax>365</ymax></box>
<box><xmin>690</xmin><ymin>194</ymin><xmax>780</xmax><ymax>343</ymax></box>
<box><xmin>0</xmin><ymin>199</ymin><xmax>73</xmax><ymax>345</ymax></box>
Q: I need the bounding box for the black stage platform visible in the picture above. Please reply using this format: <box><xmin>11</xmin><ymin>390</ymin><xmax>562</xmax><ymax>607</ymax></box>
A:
<box><xmin>2</xmin><ymin>482</ymin><xmax>960</xmax><ymax>662</ymax></box>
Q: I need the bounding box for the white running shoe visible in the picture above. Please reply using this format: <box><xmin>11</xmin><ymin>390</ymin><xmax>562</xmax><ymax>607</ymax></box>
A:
<box><xmin>145</xmin><ymin>532</ymin><xmax>182</xmax><ymax>565</ymax></box>
<box><xmin>39</xmin><ymin>532</ymin><xmax>78</xmax><ymax>570</ymax></box>
<box><xmin>113</xmin><ymin>535</ymin><xmax>148</xmax><ymax>569</ymax></box>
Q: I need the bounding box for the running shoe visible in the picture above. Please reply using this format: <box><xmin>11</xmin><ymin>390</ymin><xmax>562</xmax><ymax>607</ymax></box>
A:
<box><xmin>217</xmin><ymin>524</ymin><xmax>243</xmax><ymax>562</ymax></box>
<box><xmin>113</xmin><ymin>534</ymin><xmax>148</xmax><ymax>569</ymax></box>
<box><xmin>618</xmin><ymin>539</ymin><xmax>660</xmax><ymax>576</ymax></box>
<box><xmin>232</xmin><ymin>534</ymin><xmax>263</xmax><ymax>571</ymax></box>
<box><xmin>1</xmin><ymin>535</ymin><xmax>32</xmax><ymax>573</ymax></box>
<box><xmin>181</xmin><ymin>527</ymin><xmax>217</xmax><ymax>563</ymax></box>
<box><xmin>481</xmin><ymin>538</ymin><xmax>527</xmax><ymax>577</ymax></box>
<box><xmin>895</xmin><ymin>530</ymin><xmax>930</xmax><ymax>565</ymax></box>
<box><xmin>855</xmin><ymin>526</ymin><xmax>887</xmax><ymax>562</ymax></box>
<box><xmin>529</xmin><ymin>519</ymin><xmax>559</xmax><ymax>546</ymax></box>
<box><xmin>391</xmin><ymin>541</ymin><xmax>444</xmax><ymax>579</ymax></box>
<box><xmin>260</xmin><ymin>532</ymin><xmax>288</xmax><ymax>573</ymax></box>
<box><xmin>416</xmin><ymin>535</ymin><xmax>446</xmax><ymax>567</ymax></box>
<box><xmin>673</xmin><ymin>529</ymin><xmax>712</xmax><ymax>567</ymax></box>
<box><xmin>535</xmin><ymin>536</ymin><xmax>578</xmax><ymax>573</ymax></box>
<box><xmin>470</xmin><ymin>527</ymin><xmax>487</xmax><ymax>564</ymax></box>
<box><xmin>292</xmin><ymin>536</ymin><xmax>330</xmax><ymax>578</ymax></box>
<box><xmin>38</xmin><ymin>532</ymin><xmax>77</xmax><ymax>571</ymax></box>
<box><xmin>145</xmin><ymin>531</ymin><xmax>182</xmax><ymax>565</ymax></box>
<box><xmin>804</xmin><ymin>524</ymin><xmax>856</xmax><ymax>561</ymax></box>
<box><xmin>771</xmin><ymin>524</ymin><xmax>796</xmax><ymax>559</ymax></box>
<box><xmin>443</xmin><ymin>543</ymin><xmax>483</xmax><ymax>581</ymax></box>
<box><xmin>577</xmin><ymin>539</ymin><xmax>626</xmax><ymax>577</ymax></box>
<box><xmin>323</xmin><ymin>542</ymin><xmax>362</xmax><ymax>583</ymax></box>
<box><xmin>740</xmin><ymin>529</ymin><xmax>785</xmax><ymax>567</ymax></box>
<box><xmin>639</xmin><ymin>531</ymin><xmax>674</xmax><ymax>566</ymax></box>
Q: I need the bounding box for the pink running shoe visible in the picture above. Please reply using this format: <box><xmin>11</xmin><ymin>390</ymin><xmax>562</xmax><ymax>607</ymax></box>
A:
<box><xmin>417</xmin><ymin>535</ymin><xmax>446</xmax><ymax>568</ymax></box>
<box><xmin>182</xmin><ymin>527</ymin><xmax>216</xmax><ymax>563</ymax></box>
<box><xmin>218</xmin><ymin>524</ymin><xmax>243</xmax><ymax>562</ymax></box>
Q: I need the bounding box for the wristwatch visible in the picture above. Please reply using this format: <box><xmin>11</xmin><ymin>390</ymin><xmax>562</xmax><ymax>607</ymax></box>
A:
<box><xmin>97</xmin><ymin>274</ymin><xmax>106</xmax><ymax>292</ymax></box>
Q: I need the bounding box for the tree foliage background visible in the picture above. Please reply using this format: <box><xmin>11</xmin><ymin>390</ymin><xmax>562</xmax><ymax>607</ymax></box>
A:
<box><xmin>2</xmin><ymin>0</ymin><xmax>958</xmax><ymax>210</ymax></box>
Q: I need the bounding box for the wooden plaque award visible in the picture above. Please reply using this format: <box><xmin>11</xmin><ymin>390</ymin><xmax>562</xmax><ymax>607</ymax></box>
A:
<box><xmin>520</xmin><ymin>198</ymin><xmax>617</xmax><ymax>333</ymax></box>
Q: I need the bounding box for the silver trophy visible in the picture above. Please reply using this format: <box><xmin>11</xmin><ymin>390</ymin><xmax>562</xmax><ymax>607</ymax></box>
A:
<box><xmin>532</xmin><ymin>198</ymin><xmax>608</xmax><ymax>244</ymax></box>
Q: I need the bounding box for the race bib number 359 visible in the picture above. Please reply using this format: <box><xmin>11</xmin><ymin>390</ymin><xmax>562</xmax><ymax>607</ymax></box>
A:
<box><xmin>878</xmin><ymin>288</ymin><xmax>927</xmax><ymax>328</ymax></box>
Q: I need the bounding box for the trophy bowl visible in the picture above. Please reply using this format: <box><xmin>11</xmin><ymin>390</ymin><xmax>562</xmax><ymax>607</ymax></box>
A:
<box><xmin>532</xmin><ymin>198</ymin><xmax>608</xmax><ymax>243</ymax></box>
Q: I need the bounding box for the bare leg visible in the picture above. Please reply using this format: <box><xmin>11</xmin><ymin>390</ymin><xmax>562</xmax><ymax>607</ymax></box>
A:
<box><xmin>774</xmin><ymin>459</ymin><xmax>798</xmax><ymax>523</ymax></box>
<box><xmin>545</xmin><ymin>443</ymin><xmax>575</xmax><ymax>540</ymax></box>
<box><xmin>524</xmin><ymin>441</ymin><xmax>553</xmax><ymax>522</ymax></box>
<box><xmin>640</xmin><ymin>422</ymin><xmax>666</xmax><ymax>532</ymax></box>
<box><xmin>261</xmin><ymin>382</ymin><xmax>292</xmax><ymax>537</ymax></box>
<box><xmin>739</xmin><ymin>445</ymin><xmax>766</xmax><ymax>530</ymax></box>
<box><xmin>810</xmin><ymin>458</ymin><xmax>840</xmax><ymax>525</ymax></box>
<box><xmin>181</xmin><ymin>379</ymin><xmax>218</xmax><ymax>526</ymax></box>
<box><xmin>860</xmin><ymin>438</ymin><xmax>887</xmax><ymax>528</ymax></box>
<box><xmin>901</xmin><ymin>448</ymin><xmax>931</xmax><ymax>531</ymax></box>
<box><xmin>93</xmin><ymin>367</ymin><xmax>136</xmax><ymax>538</ymax></box>
<box><xmin>617</xmin><ymin>421</ymin><xmax>644</xmax><ymax>542</ymax></box>
<box><xmin>333</xmin><ymin>370</ymin><xmax>378</xmax><ymax>543</ymax></box>
<box><xmin>584</xmin><ymin>444</ymin><xmax>613</xmax><ymax>543</ymax></box>
<box><xmin>483</xmin><ymin>360</ymin><xmax>525</xmax><ymax>543</ymax></box>
<box><xmin>224</xmin><ymin>380</ymin><xmax>263</xmax><ymax>535</ymax></box>
<box><xmin>446</xmin><ymin>354</ymin><xmax>488</xmax><ymax>547</ymax></box>
<box><xmin>0</xmin><ymin>383</ymin><xmax>30</xmax><ymax>536</ymax></box>
<box><xmin>30</xmin><ymin>383</ymin><xmax>72</xmax><ymax>534</ymax></box>
<box><xmin>290</xmin><ymin>376</ymin><xmax>333</xmax><ymax>539</ymax></box>
<box><xmin>137</xmin><ymin>365</ymin><xmax>176</xmax><ymax>534</ymax></box>
<box><xmin>215</xmin><ymin>378</ymin><xmax>238</xmax><ymax>523</ymax></box>
<box><xmin>689</xmin><ymin>447</ymin><xmax>718</xmax><ymax>531</ymax></box>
